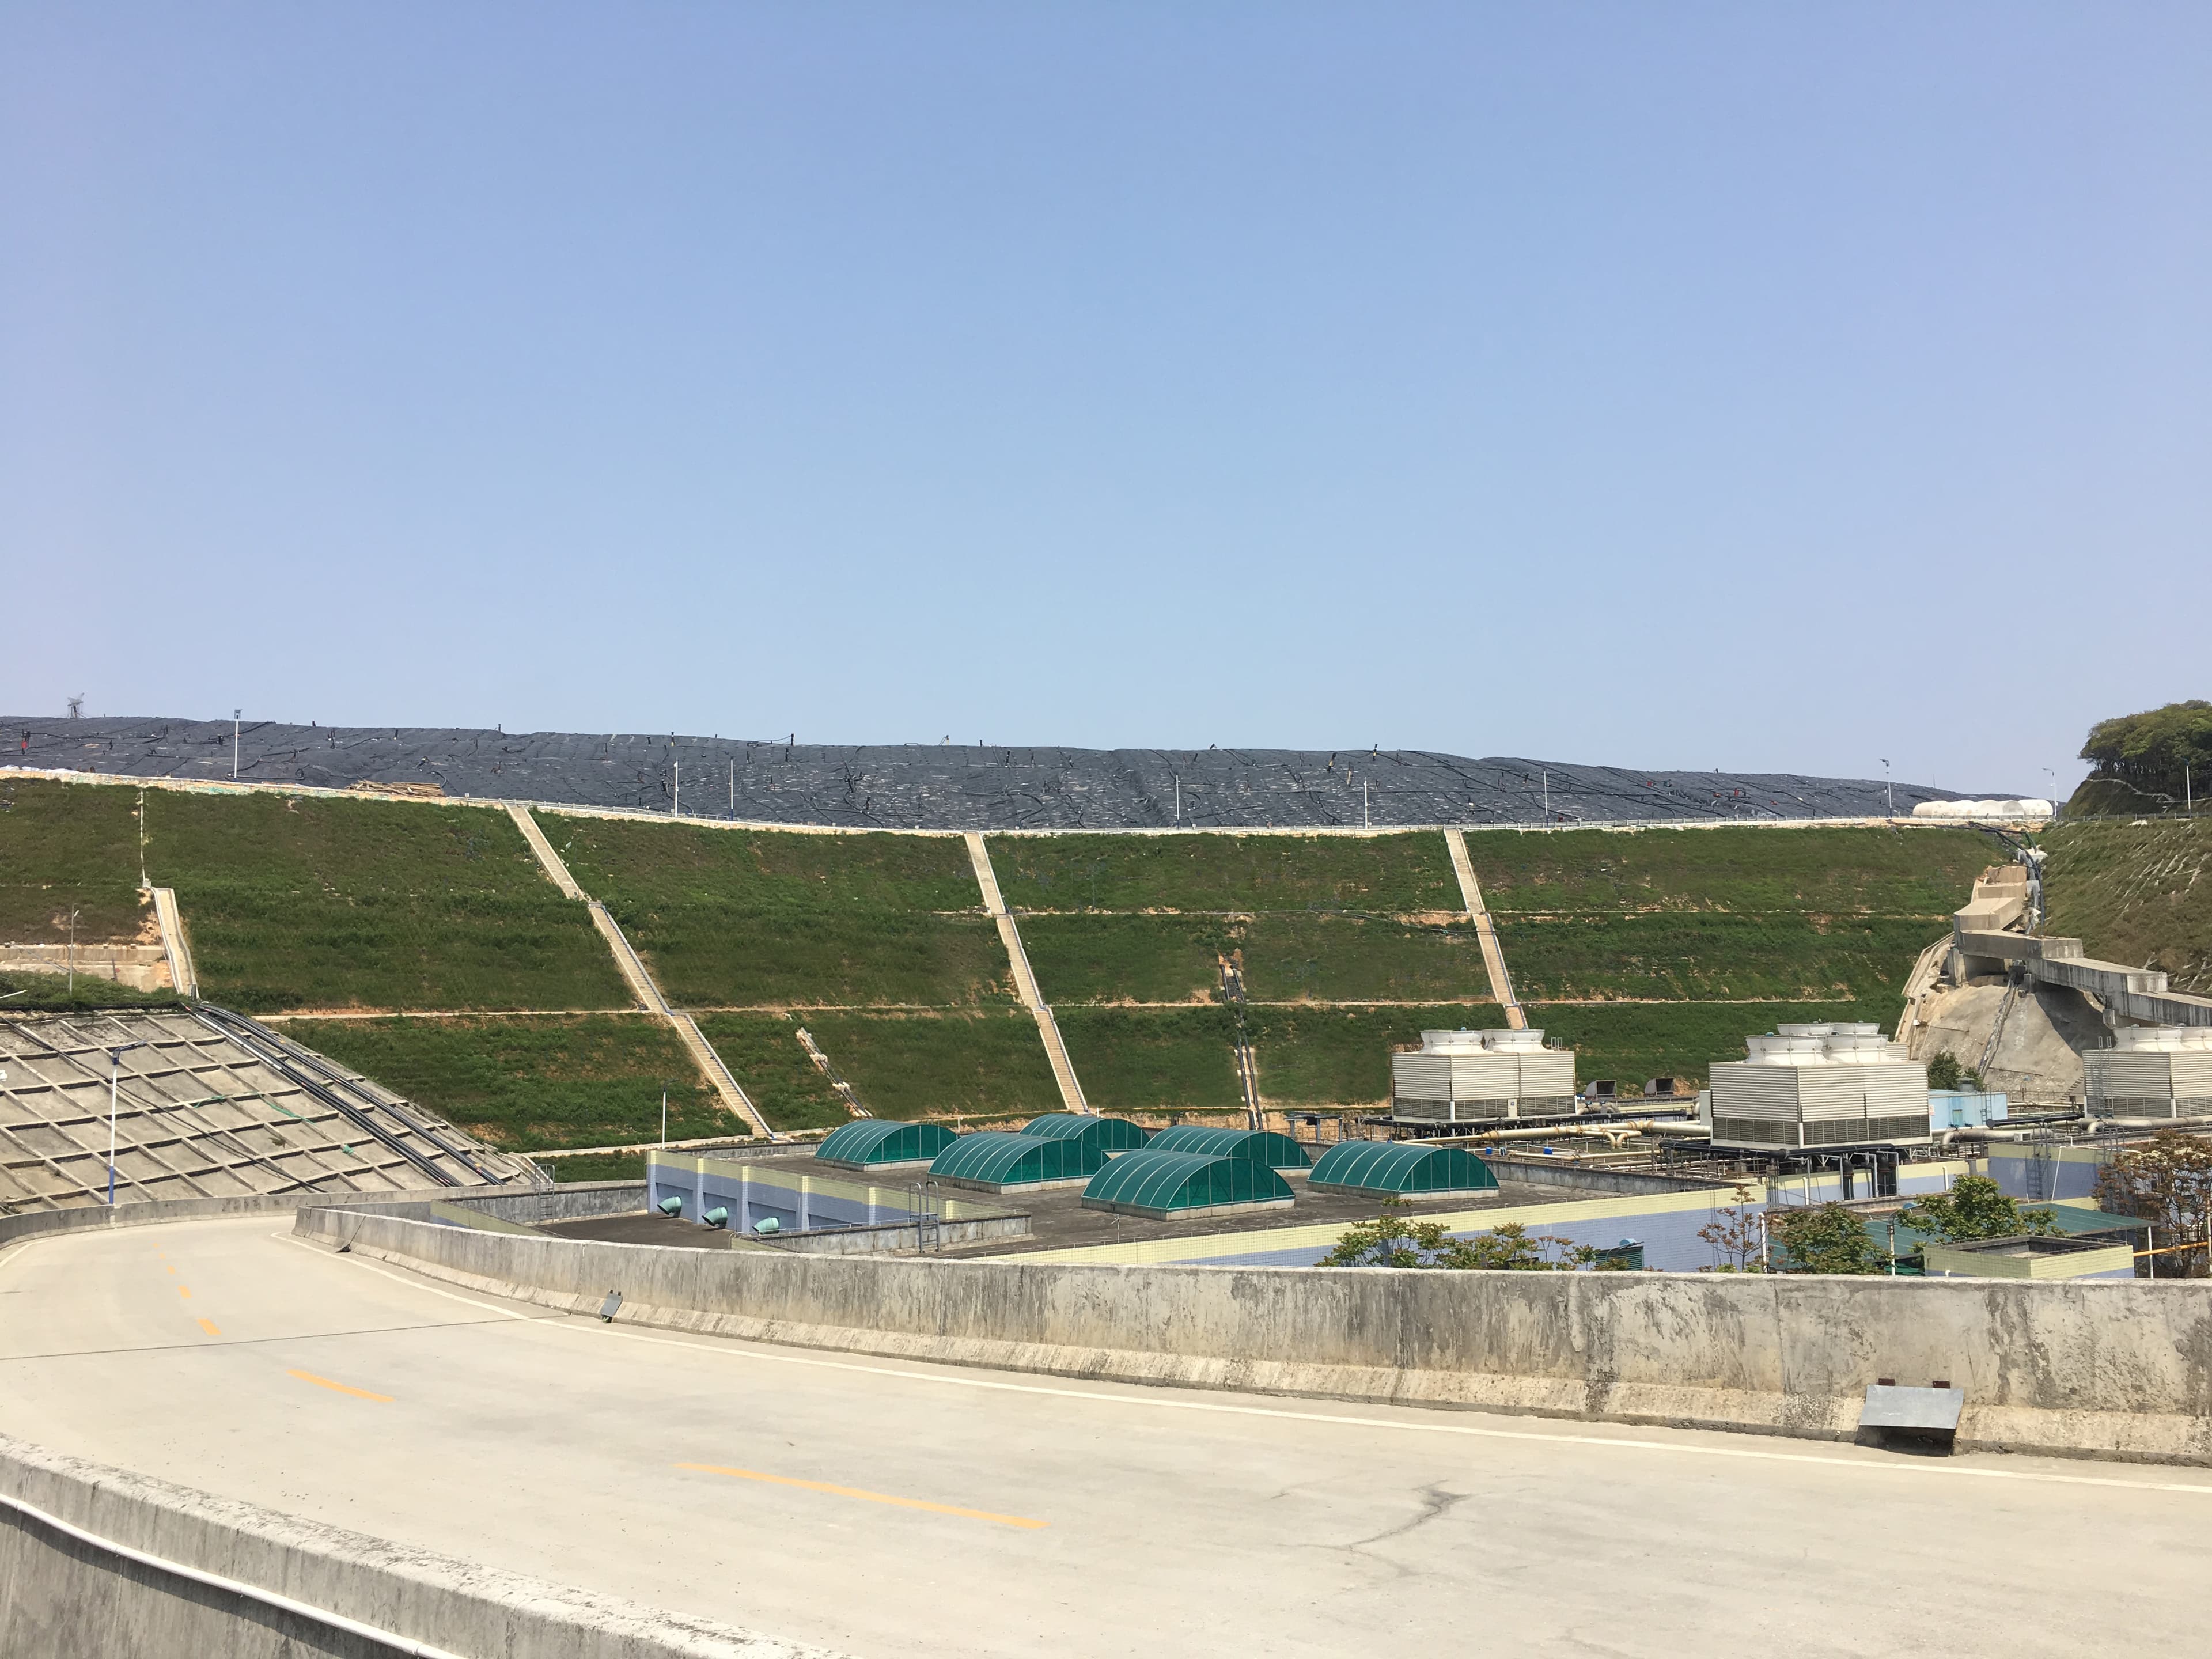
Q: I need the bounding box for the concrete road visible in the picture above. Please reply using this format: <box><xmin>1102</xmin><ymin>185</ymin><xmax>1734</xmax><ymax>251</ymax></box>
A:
<box><xmin>2</xmin><ymin>1217</ymin><xmax>2206</xmax><ymax>1658</ymax></box>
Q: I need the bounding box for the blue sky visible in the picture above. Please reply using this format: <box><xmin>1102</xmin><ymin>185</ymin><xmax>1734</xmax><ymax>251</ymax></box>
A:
<box><xmin>4</xmin><ymin>3</ymin><xmax>2206</xmax><ymax>794</ymax></box>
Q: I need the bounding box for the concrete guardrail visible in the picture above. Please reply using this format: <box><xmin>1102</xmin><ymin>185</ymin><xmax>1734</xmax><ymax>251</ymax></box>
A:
<box><xmin>296</xmin><ymin>1205</ymin><xmax>2212</xmax><ymax>1467</ymax></box>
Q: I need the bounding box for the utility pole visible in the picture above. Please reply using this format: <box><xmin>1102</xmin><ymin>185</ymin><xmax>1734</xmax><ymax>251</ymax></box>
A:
<box><xmin>1542</xmin><ymin>768</ymin><xmax>1549</xmax><ymax>820</ymax></box>
<box><xmin>661</xmin><ymin>1087</ymin><xmax>668</xmax><ymax>1149</ymax></box>
<box><xmin>1363</xmin><ymin>777</ymin><xmax>1370</xmax><ymax>830</ymax></box>
<box><xmin>1882</xmin><ymin>759</ymin><xmax>1893</xmax><ymax>819</ymax></box>
<box><xmin>1173</xmin><ymin>774</ymin><xmax>1180</xmax><ymax>824</ymax></box>
<box><xmin>729</xmin><ymin>759</ymin><xmax>735</xmax><ymax>818</ymax></box>
<box><xmin>138</xmin><ymin>788</ymin><xmax>147</xmax><ymax>888</ymax></box>
<box><xmin>233</xmin><ymin>709</ymin><xmax>241</xmax><ymax>779</ymax></box>
<box><xmin>673</xmin><ymin>758</ymin><xmax>680</xmax><ymax>817</ymax></box>
<box><xmin>67</xmin><ymin>907</ymin><xmax>78</xmax><ymax>1001</ymax></box>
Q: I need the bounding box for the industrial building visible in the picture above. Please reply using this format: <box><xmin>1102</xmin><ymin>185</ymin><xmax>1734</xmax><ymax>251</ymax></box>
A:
<box><xmin>1389</xmin><ymin>1028</ymin><xmax>1577</xmax><ymax>1124</ymax></box>
<box><xmin>1706</xmin><ymin>1023</ymin><xmax>1931</xmax><ymax>1152</ymax></box>
<box><xmin>2085</xmin><ymin>1027</ymin><xmax>2212</xmax><ymax>1118</ymax></box>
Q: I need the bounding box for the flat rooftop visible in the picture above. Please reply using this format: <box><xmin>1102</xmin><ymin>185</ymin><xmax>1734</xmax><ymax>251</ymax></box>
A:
<box><xmin>537</xmin><ymin>1152</ymin><xmax>1575</xmax><ymax>1257</ymax></box>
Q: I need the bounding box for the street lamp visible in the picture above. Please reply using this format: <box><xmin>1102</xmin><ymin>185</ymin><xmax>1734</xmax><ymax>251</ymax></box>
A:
<box><xmin>107</xmin><ymin>1042</ymin><xmax>147</xmax><ymax>1207</ymax></box>
<box><xmin>1881</xmin><ymin>759</ymin><xmax>1893</xmax><ymax>819</ymax></box>
<box><xmin>233</xmin><ymin>709</ymin><xmax>242</xmax><ymax>780</ymax></box>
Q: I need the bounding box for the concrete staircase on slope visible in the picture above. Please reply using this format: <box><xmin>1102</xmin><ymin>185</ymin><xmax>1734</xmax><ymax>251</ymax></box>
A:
<box><xmin>1445</xmin><ymin>830</ymin><xmax>1527</xmax><ymax>1029</ymax></box>
<box><xmin>507</xmin><ymin>805</ymin><xmax>776</xmax><ymax>1139</ymax></box>
<box><xmin>148</xmin><ymin>887</ymin><xmax>197</xmax><ymax>999</ymax></box>
<box><xmin>964</xmin><ymin>832</ymin><xmax>1089</xmax><ymax>1115</ymax></box>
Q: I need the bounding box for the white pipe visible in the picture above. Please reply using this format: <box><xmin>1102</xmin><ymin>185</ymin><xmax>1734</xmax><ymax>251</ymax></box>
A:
<box><xmin>0</xmin><ymin>1487</ymin><xmax>467</xmax><ymax>1658</ymax></box>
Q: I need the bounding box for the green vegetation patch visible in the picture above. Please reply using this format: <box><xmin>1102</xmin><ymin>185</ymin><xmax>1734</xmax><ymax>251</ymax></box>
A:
<box><xmin>287</xmin><ymin>1013</ymin><xmax>724</xmax><ymax>1150</ymax></box>
<box><xmin>989</xmin><ymin>831</ymin><xmax>1460</xmax><ymax>915</ymax></box>
<box><xmin>148</xmin><ymin>793</ymin><xmax>626</xmax><ymax>1013</ymax></box>
<box><xmin>1240</xmin><ymin>915</ymin><xmax>1494</xmax><ymax>1003</ymax></box>
<box><xmin>0</xmin><ymin>779</ymin><xmax>151</xmax><ymax>944</ymax></box>
<box><xmin>1054</xmin><ymin>1006</ymin><xmax>1244</xmax><ymax>1112</ymax></box>
<box><xmin>1021</xmin><ymin>914</ymin><xmax>1229</xmax><ymax>1005</ymax></box>
<box><xmin>546</xmin><ymin>816</ymin><xmax>1010</xmax><ymax>1007</ymax></box>
<box><xmin>1463</xmin><ymin>826</ymin><xmax>1991</xmax><ymax>916</ymax></box>
<box><xmin>1244</xmin><ymin>1002</ymin><xmax>1506</xmax><ymax>1107</ymax></box>
<box><xmin>1493</xmin><ymin>913</ymin><xmax>1945</xmax><ymax>1003</ymax></box>
<box><xmin>800</xmin><ymin>1009</ymin><xmax>1060</xmax><ymax>1121</ymax></box>
<box><xmin>0</xmin><ymin>969</ymin><xmax>183</xmax><ymax>1013</ymax></box>
<box><xmin>692</xmin><ymin>1012</ymin><xmax>853</xmax><ymax>1132</ymax></box>
<box><xmin>1524</xmin><ymin>1000</ymin><xmax>1897</xmax><ymax>1093</ymax></box>
<box><xmin>2041</xmin><ymin>817</ymin><xmax>2212</xmax><ymax>995</ymax></box>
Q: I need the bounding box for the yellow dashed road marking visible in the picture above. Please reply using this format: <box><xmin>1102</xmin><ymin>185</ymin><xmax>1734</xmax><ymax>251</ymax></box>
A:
<box><xmin>287</xmin><ymin>1369</ymin><xmax>393</xmax><ymax>1403</ymax></box>
<box><xmin>197</xmin><ymin>1318</ymin><xmax>221</xmax><ymax>1337</ymax></box>
<box><xmin>677</xmin><ymin>1463</ymin><xmax>1046</xmax><ymax>1529</ymax></box>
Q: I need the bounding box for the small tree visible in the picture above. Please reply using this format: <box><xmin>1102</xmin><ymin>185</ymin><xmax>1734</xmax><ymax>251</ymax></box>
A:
<box><xmin>1925</xmin><ymin>1052</ymin><xmax>1984</xmax><ymax>1092</ymax></box>
<box><xmin>1696</xmin><ymin>1186</ymin><xmax>1766</xmax><ymax>1272</ymax></box>
<box><xmin>1320</xmin><ymin>1201</ymin><xmax>1596</xmax><ymax>1270</ymax></box>
<box><xmin>1766</xmin><ymin>1203</ymin><xmax>1884</xmax><ymax>1274</ymax></box>
<box><xmin>1897</xmin><ymin>1174</ymin><xmax>2059</xmax><ymax>1243</ymax></box>
<box><xmin>2096</xmin><ymin>1131</ymin><xmax>2212</xmax><ymax>1277</ymax></box>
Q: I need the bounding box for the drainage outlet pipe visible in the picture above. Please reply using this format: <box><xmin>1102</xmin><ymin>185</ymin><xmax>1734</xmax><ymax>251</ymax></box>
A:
<box><xmin>657</xmin><ymin>1195</ymin><xmax>684</xmax><ymax>1215</ymax></box>
<box><xmin>703</xmin><ymin>1206</ymin><xmax>729</xmax><ymax>1228</ymax></box>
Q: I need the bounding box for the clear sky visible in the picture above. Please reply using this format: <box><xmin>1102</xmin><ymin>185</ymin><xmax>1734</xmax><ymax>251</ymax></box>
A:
<box><xmin>5</xmin><ymin>4</ymin><xmax>2206</xmax><ymax>795</ymax></box>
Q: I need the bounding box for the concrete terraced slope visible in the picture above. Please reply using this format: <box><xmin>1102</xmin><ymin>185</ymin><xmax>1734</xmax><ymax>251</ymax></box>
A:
<box><xmin>6</xmin><ymin>715</ymin><xmax>1987</xmax><ymax>828</ymax></box>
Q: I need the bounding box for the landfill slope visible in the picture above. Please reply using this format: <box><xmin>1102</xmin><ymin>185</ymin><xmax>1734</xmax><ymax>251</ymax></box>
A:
<box><xmin>6</xmin><ymin>717</ymin><xmax>1986</xmax><ymax>831</ymax></box>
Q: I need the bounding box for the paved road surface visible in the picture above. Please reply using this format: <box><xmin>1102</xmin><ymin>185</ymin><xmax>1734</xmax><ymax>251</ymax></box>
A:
<box><xmin>2</xmin><ymin>1217</ymin><xmax>2204</xmax><ymax>1657</ymax></box>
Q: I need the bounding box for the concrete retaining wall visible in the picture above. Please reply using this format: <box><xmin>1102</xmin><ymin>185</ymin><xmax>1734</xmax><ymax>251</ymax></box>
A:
<box><xmin>298</xmin><ymin>1206</ymin><xmax>2212</xmax><ymax>1466</ymax></box>
<box><xmin>1478</xmin><ymin>1156</ymin><xmax>1719</xmax><ymax>1196</ymax></box>
<box><xmin>0</xmin><ymin>1433</ymin><xmax>835</xmax><ymax>1658</ymax></box>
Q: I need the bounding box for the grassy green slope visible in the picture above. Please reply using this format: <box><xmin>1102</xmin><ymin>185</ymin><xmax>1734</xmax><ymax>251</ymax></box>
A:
<box><xmin>289</xmin><ymin>1014</ymin><xmax>722</xmax><ymax>1150</ymax></box>
<box><xmin>153</xmin><ymin>794</ymin><xmax>627</xmax><ymax>1013</ymax></box>
<box><xmin>801</xmin><ymin>1009</ymin><xmax>1059</xmax><ymax>1121</ymax></box>
<box><xmin>1465</xmin><ymin>825</ymin><xmax>1994</xmax><ymax>915</ymax></box>
<box><xmin>549</xmin><ymin>818</ymin><xmax>1010</xmax><ymax>1007</ymax></box>
<box><xmin>1054</xmin><ymin>1006</ymin><xmax>1245</xmax><ymax>1111</ymax></box>
<box><xmin>2041</xmin><ymin>818</ymin><xmax>2212</xmax><ymax>995</ymax></box>
<box><xmin>691</xmin><ymin>1012</ymin><xmax>853</xmax><ymax>1132</ymax></box>
<box><xmin>0</xmin><ymin>968</ymin><xmax>182</xmax><ymax>1012</ymax></box>
<box><xmin>990</xmin><ymin>831</ymin><xmax>1460</xmax><ymax>914</ymax></box>
<box><xmin>0</xmin><ymin>779</ymin><xmax>150</xmax><ymax>943</ymax></box>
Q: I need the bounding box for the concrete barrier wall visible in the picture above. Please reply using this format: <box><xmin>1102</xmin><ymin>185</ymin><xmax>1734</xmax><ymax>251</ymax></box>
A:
<box><xmin>0</xmin><ymin>1185</ymin><xmax>549</xmax><ymax>1256</ymax></box>
<box><xmin>0</xmin><ymin>1433</ymin><xmax>835</xmax><ymax>1659</ymax></box>
<box><xmin>298</xmin><ymin>1206</ymin><xmax>2212</xmax><ymax>1466</ymax></box>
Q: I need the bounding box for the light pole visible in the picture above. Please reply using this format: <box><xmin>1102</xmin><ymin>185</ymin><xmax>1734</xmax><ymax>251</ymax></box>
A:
<box><xmin>67</xmin><ymin>907</ymin><xmax>79</xmax><ymax>1001</ymax></box>
<box><xmin>108</xmin><ymin>1042</ymin><xmax>147</xmax><ymax>1206</ymax></box>
<box><xmin>233</xmin><ymin>710</ymin><xmax>241</xmax><ymax>779</ymax></box>
<box><xmin>1881</xmin><ymin>759</ymin><xmax>1893</xmax><ymax>819</ymax></box>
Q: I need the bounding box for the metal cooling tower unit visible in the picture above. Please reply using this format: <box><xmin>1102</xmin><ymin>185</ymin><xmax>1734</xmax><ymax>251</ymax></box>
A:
<box><xmin>1706</xmin><ymin>1023</ymin><xmax>1931</xmax><ymax>1151</ymax></box>
<box><xmin>2086</xmin><ymin>1026</ymin><xmax>2212</xmax><ymax>1119</ymax></box>
<box><xmin>1390</xmin><ymin>1028</ymin><xmax>1577</xmax><ymax>1124</ymax></box>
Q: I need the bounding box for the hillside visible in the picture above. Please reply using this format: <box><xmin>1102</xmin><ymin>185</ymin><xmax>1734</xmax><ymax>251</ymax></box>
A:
<box><xmin>2041</xmin><ymin>817</ymin><xmax>2212</xmax><ymax>995</ymax></box>
<box><xmin>0</xmin><ymin>774</ymin><xmax>1992</xmax><ymax>1152</ymax></box>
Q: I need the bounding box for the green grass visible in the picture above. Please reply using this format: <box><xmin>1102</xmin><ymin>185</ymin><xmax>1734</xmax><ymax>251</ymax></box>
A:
<box><xmin>990</xmin><ymin>831</ymin><xmax>1461</xmax><ymax>914</ymax></box>
<box><xmin>0</xmin><ymin>969</ymin><xmax>183</xmax><ymax>1013</ymax></box>
<box><xmin>1463</xmin><ymin>825</ymin><xmax>1993</xmax><ymax>915</ymax></box>
<box><xmin>147</xmin><ymin>793</ymin><xmax>627</xmax><ymax>1013</ymax></box>
<box><xmin>1021</xmin><ymin>914</ymin><xmax>1230</xmax><ymax>1004</ymax></box>
<box><xmin>800</xmin><ymin>1009</ymin><xmax>1061</xmax><ymax>1120</ymax></box>
<box><xmin>286</xmin><ymin>1014</ymin><xmax>726</xmax><ymax>1150</ymax></box>
<box><xmin>692</xmin><ymin>1012</ymin><xmax>854</xmax><ymax>1132</ymax></box>
<box><xmin>1054</xmin><ymin>1006</ymin><xmax>1245</xmax><ymax>1111</ymax></box>
<box><xmin>1524</xmin><ymin>1000</ymin><xmax>1900</xmax><ymax>1093</ymax></box>
<box><xmin>0</xmin><ymin>779</ymin><xmax>148</xmax><ymax>944</ymax></box>
<box><xmin>1493</xmin><ymin>914</ymin><xmax>1946</xmax><ymax>1002</ymax></box>
<box><xmin>547</xmin><ymin>816</ymin><xmax>1012</xmax><ymax>1007</ymax></box>
<box><xmin>2041</xmin><ymin>818</ymin><xmax>2212</xmax><ymax>994</ymax></box>
<box><xmin>1240</xmin><ymin>915</ymin><xmax>1495</xmax><ymax>1003</ymax></box>
<box><xmin>1243</xmin><ymin>1002</ymin><xmax>1506</xmax><ymax>1107</ymax></box>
